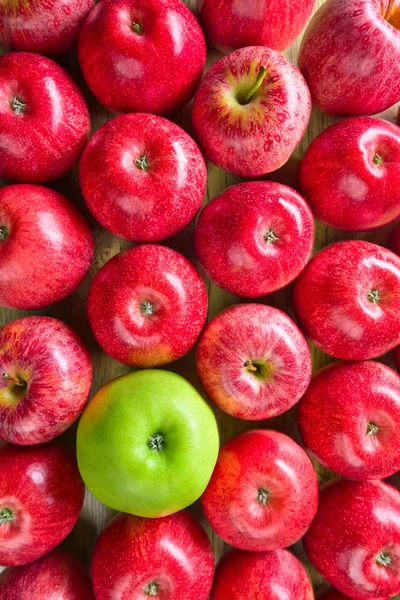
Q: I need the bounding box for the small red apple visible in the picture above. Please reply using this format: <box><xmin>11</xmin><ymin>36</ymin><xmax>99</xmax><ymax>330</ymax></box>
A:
<box><xmin>293</xmin><ymin>240</ymin><xmax>400</xmax><ymax>360</ymax></box>
<box><xmin>201</xmin><ymin>429</ymin><xmax>318</xmax><ymax>552</ymax></box>
<box><xmin>0</xmin><ymin>443</ymin><xmax>84</xmax><ymax>567</ymax></box>
<box><xmin>87</xmin><ymin>244</ymin><xmax>208</xmax><ymax>367</ymax></box>
<box><xmin>80</xmin><ymin>113</ymin><xmax>207</xmax><ymax>243</ymax></box>
<box><xmin>192</xmin><ymin>46</ymin><xmax>311</xmax><ymax>177</ymax></box>
<box><xmin>210</xmin><ymin>549</ymin><xmax>314</xmax><ymax>600</ymax></box>
<box><xmin>91</xmin><ymin>510</ymin><xmax>214</xmax><ymax>600</ymax></box>
<box><xmin>304</xmin><ymin>479</ymin><xmax>400</xmax><ymax>600</ymax></box>
<box><xmin>0</xmin><ymin>52</ymin><xmax>90</xmax><ymax>183</ymax></box>
<box><xmin>0</xmin><ymin>549</ymin><xmax>94</xmax><ymax>599</ymax></box>
<box><xmin>196</xmin><ymin>303</ymin><xmax>312</xmax><ymax>420</ymax></box>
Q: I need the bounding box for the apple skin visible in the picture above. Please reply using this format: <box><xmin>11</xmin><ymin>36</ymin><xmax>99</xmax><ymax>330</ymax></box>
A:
<box><xmin>0</xmin><ymin>443</ymin><xmax>85</xmax><ymax>567</ymax></box>
<box><xmin>196</xmin><ymin>303</ymin><xmax>312</xmax><ymax>420</ymax></box>
<box><xmin>299</xmin><ymin>117</ymin><xmax>400</xmax><ymax>231</ymax></box>
<box><xmin>0</xmin><ymin>316</ymin><xmax>92</xmax><ymax>445</ymax></box>
<box><xmin>303</xmin><ymin>479</ymin><xmax>400</xmax><ymax>600</ymax></box>
<box><xmin>0</xmin><ymin>53</ymin><xmax>90</xmax><ymax>183</ymax></box>
<box><xmin>0</xmin><ymin>549</ymin><xmax>94</xmax><ymax>600</ymax></box>
<box><xmin>77</xmin><ymin>369</ymin><xmax>219</xmax><ymax>518</ymax></box>
<box><xmin>78</xmin><ymin>0</ymin><xmax>206</xmax><ymax>115</ymax></box>
<box><xmin>201</xmin><ymin>429</ymin><xmax>318</xmax><ymax>552</ymax></box>
<box><xmin>0</xmin><ymin>185</ymin><xmax>94</xmax><ymax>310</ymax></box>
<box><xmin>80</xmin><ymin>113</ymin><xmax>207</xmax><ymax>243</ymax></box>
<box><xmin>87</xmin><ymin>244</ymin><xmax>208</xmax><ymax>367</ymax></box>
<box><xmin>194</xmin><ymin>181</ymin><xmax>314</xmax><ymax>297</ymax></box>
<box><xmin>192</xmin><ymin>46</ymin><xmax>311</xmax><ymax>177</ymax></box>
<box><xmin>298</xmin><ymin>361</ymin><xmax>400</xmax><ymax>480</ymax></box>
<box><xmin>199</xmin><ymin>0</ymin><xmax>315</xmax><ymax>53</ymax></box>
<box><xmin>210</xmin><ymin>548</ymin><xmax>314</xmax><ymax>600</ymax></box>
<box><xmin>293</xmin><ymin>240</ymin><xmax>400</xmax><ymax>360</ymax></box>
<box><xmin>91</xmin><ymin>511</ymin><xmax>214</xmax><ymax>600</ymax></box>
<box><xmin>0</xmin><ymin>0</ymin><xmax>95</xmax><ymax>55</ymax></box>
<box><xmin>298</xmin><ymin>0</ymin><xmax>400</xmax><ymax>116</ymax></box>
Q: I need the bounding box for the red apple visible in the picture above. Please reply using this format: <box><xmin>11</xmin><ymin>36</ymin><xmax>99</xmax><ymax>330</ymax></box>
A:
<box><xmin>298</xmin><ymin>0</ymin><xmax>400</xmax><ymax>116</ymax></box>
<box><xmin>0</xmin><ymin>316</ymin><xmax>92</xmax><ymax>445</ymax></box>
<box><xmin>192</xmin><ymin>46</ymin><xmax>311</xmax><ymax>177</ymax></box>
<box><xmin>0</xmin><ymin>185</ymin><xmax>93</xmax><ymax>310</ymax></box>
<box><xmin>0</xmin><ymin>549</ymin><xmax>94</xmax><ymax>599</ymax></box>
<box><xmin>304</xmin><ymin>479</ymin><xmax>400</xmax><ymax>599</ymax></box>
<box><xmin>298</xmin><ymin>361</ymin><xmax>400</xmax><ymax>480</ymax></box>
<box><xmin>200</xmin><ymin>0</ymin><xmax>315</xmax><ymax>52</ymax></box>
<box><xmin>0</xmin><ymin>53</ymin><xmax>90</xmax><ymax>183</ymax></box>
<box><xmin>0</xmin><ymin>443</ymin><xmax>84</xmax><ymax>567</ymax></box>
<box><xmin>78</xmin><ymin>0</ymin><xmax>206</xmax><ymax>115</ymax></box>
<box><xmin>196</xmin><ymin>303</ymin><xmax>312</xmax><ymax>420</ymax></box>
<box><xmin>0</xmin><ymin>0</ymin><xmax>95</xmax><ymax>55</ymax></box>
<box><xmin>210</xmin><ymin>549</ymin><xmax>314</xmax><ymax>600</ymax></box>
<box><xmin>299</xmin><ymin>117</ymin><xmax>400</xmax><ymax>231</ymax></box>
<box><xmin>91</xmin><ymin>510</ymin><xmax>214</xmax><ymax>600</ymax></box>
<box><xmin>87</xmin><ymin>244</ymin><xmax>208</xmax><ymax>367</ymax></box>
<box><xmin>194</xmin><ymin>181</ymin><xmax>314</xmax><ymax>297</ymax></box>
<box><xmin>293</xmin><ymin>240</ymin><xmax>400</xmax><ymax>360</ymax></box>
<box><xmin>80</xmin><ymin>113</ymin><xmax>207</xmax><ymax>243</ymax></box>
<box><xmin>201</xmin><ymin>429</ymin><xmax>318</xmax><ymax>552</ymax></box>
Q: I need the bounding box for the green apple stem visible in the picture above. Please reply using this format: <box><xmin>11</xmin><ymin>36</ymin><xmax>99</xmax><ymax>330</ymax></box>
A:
<box><xmin>264</xmin><ymin>229</ymin><xmax>279</xmax><ymax>244</ymax></box>
<box><xmin>143</xmin><ymin>581</ymin><xmax>159</xmax><ymax>596</ymax></box>
<box><xmin>131</xmin><ymin>22</ymin><xmax>143</xmax><ymax>34</ymax></box>
<box><xmin>376</xmin><ymin>551</ymin><xmax>392</xmax><ymax>567</ymax></box>
<box><xmin>140</xmin><ymin>300</ymin><xmax>154</xmax><ymax>316</ymax></box>
<box><xmin>148</xmin><ymin>434</ymin><xmax>164</xmax><ymax>452</ymax></box>
<box><xmin>373</xmin><ymin>153</ymin><xmax>383</xmax><ymax>166</ymax></box>
<box><xmin>367</xmin><ymin>289</ymin><xmax>380</xmax><ymax>303</ymax></box>
<box><xmin>2</xmin><ymin>373</ymin><xmax>26</xmax><ymax>387</ymax></box>
<box><xmin>367</xmin><ymin>422</ymin><xmax>380</xmax><ymax>436</ymax></box>
<box><xmin>0</xmin><ymin>507</ymin><xmax>14</xmax><ymax>525</ymax></box>
<box><xmin>10</xmin><ymin>96</ymin><xmax>26</xmax><ymax>115</ymax></box>
<box><xmin>244</xmin><ymin>360</ymin><xmax>257</xmax><ymax>372</ymax></box>
<box><xmin>243</xmin><ymin>66</ymin><xmax>267</xmax><ymax>104</ymax></box>
<box><xmin>0</xmin><ymin>226</ymin><xmax>9</xmax><ymax>242</ymax></box>
<box><xmin>257</xmin><ymin>488</ymin><xmax>270</xmax><ymax>506</ymax></box>
<box><xmin>135</xmin><ymin>156</ymin><xmax>150</xmax><ymax>171</ymax></box>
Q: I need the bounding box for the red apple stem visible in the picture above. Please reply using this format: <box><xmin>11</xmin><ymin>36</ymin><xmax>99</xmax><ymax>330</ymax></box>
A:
<box><xmin>2</xmin><ymin>373</ymin><xmax>26</xmax><ymax>387</ymax></box>
<box><xmin>243</xmin><ymin>66</ymin><xmax>267</xmax><ymax>104</ymax></box>
<box><xmin>0</xmin><ymin>507</ymin><xmax>14</xmax><ymax>525</ymax></box>
<box><xmin>244</xmin><ymin>360</ymin><xmax>257</xmax><ymax>372</ymax></box>
<box><xmin>143</xmin><ymin>581</ymin><xmax>159</xmax><ymax>596</ymax></box>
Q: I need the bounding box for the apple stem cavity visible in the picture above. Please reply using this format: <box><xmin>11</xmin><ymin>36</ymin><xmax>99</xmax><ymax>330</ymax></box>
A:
<box><xmin>131</xmin><ymin>22</ymin><xmax>143</xmax><ymax>34</ymax></box>
<box><xmin>0</xmin><ymin>226</ymin><xmax>9</xmax><ymax>242</ymax></box>
<box><xmin>0</xmin><ymin>507</ymin><xmax>14</xmax><ymax>525</ymax></box>
<box><xmin>264</xmin><ymin>229</ymin><xmax>279</xmax><ymax>244</ymax></box>
<box><xmin>143</xmin><ymin>581</ymin><xmax>159</xmax><ymax>596</ymax></box>
<box><xmin>244</xmin><ymin>359</ymin><xmax>258</xmax><ymax>372</ymax></box>
<box><xmin>376</xmin><ymin>551</ymin><xmax>392</xmax><ymax>567</ymax></box>
<box><xmin>257</xmin><ymin>487</ymin><xmax>270</xmax><ymax>506</ymax></box>
<box><xmin>2</xmin><ymin>372</ymin><xmax>26</xmax><ymax>387</ymax></box>
<box><xmin>140</xmin><ymin>300</ymin><xmax>154</xmax><ymax>316</ymax></box>
<box><xmin>367</xmin><ymin>289</ymin><xmax>380</xmax><ymax>303</ymax></box>
<box><xmin>10</xmin><ymin>96</ymin><xmax>26</xmax><ymax>115</ymax></box>
<box><xmin>373</xmin><ymin>153</ymin><xmax>383</xmax><ymax>166</ymax></box>
<box><xmin>242</xmin><ymin>66</ymin><xmax>267</xmax><ymax>105</ymax></box>
<box><xmin>148</xmin><ymin>433</ymin><xmax>164</xmax><ymax>452</ymax></box>
<box><xmin>135</xmin><ymin>155</ymin><xmax>150</xmax><ymax>171</ymax></box>
<box><xmin>367</xmin><ymin>421</ymin><xmax>380</xmax><ymax>436</ymax></box>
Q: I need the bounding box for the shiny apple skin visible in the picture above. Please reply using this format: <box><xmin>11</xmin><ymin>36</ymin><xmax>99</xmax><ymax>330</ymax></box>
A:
<box><xmin>78</xmin><ymin>0</ymin><xmax>206</xmax><ymax>115</ymax></box>
<box><xmin>0</xmin><ymin>443</ymin><xmax>85</xmax><ymax>567</ymax></box>
<box><xmin>293</xmin><ymin>240</ymin><xmax>400</xmax><ymax>360</ymax></box>
<box><xmin>210</xmin><ymin>549</ymin><xmax>314</xmax><ymax>600</ymax></box>
<box><xmin>196</xmin><ymin>304</ymin><xmax>312</xmax><ymax>420</ymax></box>
<box><xmin>201</xmin><ymin>429</ymin><xmax>318</xmax><ymax>552</ymax></box>
<box><xmin>0</xmin><ymin>185</ymin><xmax>94</xmax><ymax>310</ymax></box>
<box><xmin>200</xmin><ymin>0</ymin><xmax>315</xmax><ymax>52</ymax></box>
<box><xmin>304</xmin><ymin>479</ymin><xmax>400</xmax><ymax>600</ymax></box>
<box><xmin>0</xmin><ymin>0</ymin><xmax>95</xmax><ymax>55</ymax></box>
<box><xmin>0</xmin><ymin>549</ymin><xmax>94</xmax><ymax>600</ymax></box>
<box><xmin>298</xmin><ymin>361</ymin><xmax>400</xmax><ymax>480</ymax></box>
<box><xmin>0</xmin><ymin>53</ymin><xmax>90</xmax><ymax>183</ymax></box>
<box><xmin>92</xmin><ymin>511</ymin><xmax>214</xmax><ymax>600</ymax></box>
<box><xmin>87</xmin><ymin>244</ymin><xmax>208</xmax><ymax>367</ymax></box>
<box><xmin>299</xmin><ymin>117</ymin><xmax>400</xmax><ymax>231</ymax></box>
<box><xmin>194</xmin><ymin>181</ymin><xmax>314</xmax><ymax>297</ymax></box>
<box><xmin>298</xmin><ymin>0</ymin><xmax>400</xmax><ymax>116</ymax></box>
<box><xmin>80</xmin><ymin>113</ymin><xmax>207</xmax><ymax>243</ymax></box>
<box><xmin>0</xmin><ymin>316</ymin><xmax>92</xmax><ymax>445</ymax></box>
<box><xmin>192</xmin><ymin>46</ymin><xmax>311</xmax><ymax>177</ymax></box>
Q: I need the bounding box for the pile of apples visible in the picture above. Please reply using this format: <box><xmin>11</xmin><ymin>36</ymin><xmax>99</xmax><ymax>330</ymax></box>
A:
<box><xmin>1</xmin><ymin>0</ymin><xmax>400</xmax><ymax>599</ymax></box>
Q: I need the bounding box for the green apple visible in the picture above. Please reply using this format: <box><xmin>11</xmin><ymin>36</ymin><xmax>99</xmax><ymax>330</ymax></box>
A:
<box><xmin>77</xmin><ymin>369</ymin><xmax>219</xmax><ymax>517</ymax></box>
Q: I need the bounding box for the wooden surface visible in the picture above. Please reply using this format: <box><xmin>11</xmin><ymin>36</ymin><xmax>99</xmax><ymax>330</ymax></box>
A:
<box><xmin>2</xmin><ymin>0</ymin><xmax>400</xmax><ymax>595</ymax></box>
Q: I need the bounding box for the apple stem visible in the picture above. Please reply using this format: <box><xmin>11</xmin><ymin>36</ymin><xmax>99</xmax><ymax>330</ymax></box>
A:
<box><xmin>376</xmin><ymin>551</ymin><xmax>392</xmax><ymax>567</ymax></box>
<box><xmin>2</xmin><ymin>373</ymin><xmax>26</xmax><ymax>387</ymax></box>
<box><xmin>131</xmin><ymin>22</ymin><xmax>143</xmax><ymax>34</ymax></box>
<box><xmin>143</xmin><ymin>581</ymin><xmax>159</xmax><ymax>596</ymax></box>
<box><xmin>0</xmin><ymin>507</ymin><xmax>14</xmax><ymax>525</ymax></box>
<box><xmin>10</xmin><ymin>96</ymin><xmax>26</xmax><ymax>115</ymax></box>
<box><xmin>373</xmin><ymin>153</ymin><xmax>383</xmax><ymax>166</ymax></box>
<box><xmin>135</xmin><ymin>155</ymin><xmax>150</xmax><ymax>171</ymax></box>
<box><xmin>264</xmin><ymin>229</ymin><xmax>279</xmax><ymax>244</ymax></box>
<box><xmin>140</xmin><ymin>300</ymin><xmax>154</xmax><ymax>316</ymax></box>
<box><xmin>257</xmin><ymin>488</ymin><xmax>270</xmax><ymax>506</ymax></box>
<box><xmin>148</xmin><ymin>433</ymin><xmax>164</xmax><ymax>452</ymax></box>
<box><xmin>367</xmin><ymin>289</ymin><xmax>380</xmax><ymax>303</ymax></box>
<box><xmin>367</xmin><ymin>421</ymin><xmax>380</xmax><ymax>436</ymax></box>
<box><xmin>0</xmin><ymin>226</ymin><xmax>8</xmax><ymax>242</ymax></box>
<box><xmin>243</xmin><ymin>66</ymin><xmax>267</xmax><ymax>104</ymax></box>
<box><xmin>244</xmin><ymin>360</ymin><xmax>257</xmax><ymax>372</ymax></box>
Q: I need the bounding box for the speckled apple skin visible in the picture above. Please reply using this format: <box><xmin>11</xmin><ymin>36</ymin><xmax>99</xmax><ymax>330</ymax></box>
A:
<box><xmin>298</xmin><ymin>0</ymin><xmax>400</xmax><ymax>116</ymax></box>
<box><xmin>192</xmin><ymin>46</ymin><xmax>311</xmax><ymax>177</ymax></box>
<box><xmin>200</xmin><ymin>0</ymin><xmax>315</xmax><ymax>52</ymax></box>
<box><xmin>0</xmin><ymin>0</ymin><xmax>95</xmax><ymax>55</ymax></box>
<box><xmin>0</xmin><ymin>185</ymin><xmax>94</xmax><ymax>310</ymax></box>
<box><xmin>210</xmin><ymin>549</ymin><xmax>315</xmax><ymax>600</ymax></box>
<box><xmin>304</xmin><ymin>480</ymin><xmax>400</xmax><ymax>600</ymax></box>
<box><xmin>196</xmin><ymin>304</ymin><xmax>312</xmax><ymax>420</ymax></box>
<box><xmin>0</xmin><ymin>444</ymin><xmax>84</xmax><ymax>567</ymax></box>
<box><xmin>299</xmin><ymin>117</ymin><xmax>400</xmax><ymax>231</ymax></box>
<box><xmin>87</xmin><ymin>244</ymin><xmax>208</xmax><ymax>367</ymax></box>
<box><xmin>78</xmin><ymin>0</ymin><xmax>206</xmax><ymax>115</ymax></box>
<box><xmin>201</xmin><ymin>429</ymin><xmax>318</xmax><ymax>552</ymax></box>
<box><xmin>92</xmin><ymin>511</ymin><xmax>214</xmax><ymax>600</ymax></box>
<box><xmin>0</xmin><ymin>549</ymin><xmax>94</xmax><ymax>600</ymax></box>
<box><xmin>0</xmin><ymin>53</ymin><xmax>90</xmax><ymax>183</ymax></box>
<box><xmin>293</xmin><ymin>240</ymin><xmax>400</xmax><ymax>360</ymax></box>
<box><xmin>298</xmin><ymin>361</ymin><xmax>400</xmax><ymax>480</ymax></box>
<box><xmin>0</xmin><ymin>316</ymin><xmax>92</xmax><ymax>445</ymax></box>
<box><xmin>80</xmin><ymin>113</ymin><xmax>207</xmax><ymax>243</ymax></box>
<box><xmin>194</xmin><ymin>181</ymin><xmax>314</xmax><ymax>297</ymax></box>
